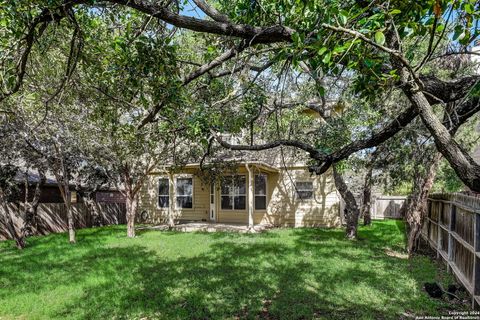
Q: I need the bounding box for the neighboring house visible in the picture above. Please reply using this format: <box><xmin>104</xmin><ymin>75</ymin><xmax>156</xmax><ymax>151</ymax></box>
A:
<box><xmin>95</xmin><ymin>190</ymin><xmax>126</xmax><ymax>204</ymax></box>
<box><xmin>12</xmin><ymin>170</ymin><xmax>125</xmax><ymax>204</ymax></box>
<box><xmin>1</xmin><ymin>170</ymin><xmax>127</xmax><ymax>240</ymax></box>
<box><xmin>138</xmin><ymin>148</ymin><xmax>342</xmax><ymax>228</ymax></box>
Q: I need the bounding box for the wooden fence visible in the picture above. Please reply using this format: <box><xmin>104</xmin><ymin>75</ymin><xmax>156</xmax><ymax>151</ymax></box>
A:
<box><xmin>0</xmin><ymin>202</ymin><xmax>127</xmax><ymax>240</ymax></box>
<box><xmin>422</xmin><ymin>193</ymin><xmax>480</xmax><ymax>308</ymax></box>
<box><xmin>372</xmin><ymin>195</ymin><xmax>407</xmax><ymax>219</ymax></box>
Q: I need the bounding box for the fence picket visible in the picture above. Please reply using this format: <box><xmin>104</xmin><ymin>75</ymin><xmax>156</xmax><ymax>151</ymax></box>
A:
<box><xmin>0</xmin><ymin>202</ymin><xmax>127</xmax><ymax>240</ymax></box>
<box><xmin>423</xmin><ymin>193</ymin><xmax>480</xmax><ymax>309</ymax></box>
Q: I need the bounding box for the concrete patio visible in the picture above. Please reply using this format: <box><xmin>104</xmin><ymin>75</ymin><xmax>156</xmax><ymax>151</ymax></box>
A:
<box><xmin>138</xmin><ymin>221</ymin><xmax>273</xmax><ymax>233</ymax></box>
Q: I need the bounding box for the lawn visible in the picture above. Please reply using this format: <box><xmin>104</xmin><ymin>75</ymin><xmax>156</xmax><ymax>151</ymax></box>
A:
<box><xmin>0</xmin><ymin>220</ymin><xmax>467</xmax><ymax>319</ymax></box>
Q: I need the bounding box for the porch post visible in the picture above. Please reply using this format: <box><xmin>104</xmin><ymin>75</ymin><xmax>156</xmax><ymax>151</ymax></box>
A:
<box><xmin>246</xmin><ymin>164</ymin><xmax>254</xmax><ymax>229</ymax></box>
<box><xmin>168</xmin><ymin>172</ymin><xmax>175</xmax><ymax>228</ymax></box>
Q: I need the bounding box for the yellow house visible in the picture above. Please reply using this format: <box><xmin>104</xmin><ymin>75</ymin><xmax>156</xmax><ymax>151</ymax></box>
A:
<box><xmin>138</xmin><ymin>156</ymin><xmax>342</xmax><ymax>228</ymax></box>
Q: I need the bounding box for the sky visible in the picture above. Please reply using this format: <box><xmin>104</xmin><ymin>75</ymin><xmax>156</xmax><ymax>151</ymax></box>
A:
<box><xmin>180</xmin><ymin>1</ymin><xmax>206</xmax><ymax>19</ymax></box>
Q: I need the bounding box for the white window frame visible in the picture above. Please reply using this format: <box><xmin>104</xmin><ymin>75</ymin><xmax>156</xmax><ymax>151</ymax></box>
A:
<box><xmin>157</xmin><ymin>177</ymin><xmax>170</xmax><ymax>209</ymax></box>
<box><xmin>254</xmin><ymin>174</ymin><xmax>267</xmax><ymax>210</ymax></box>
<box><xmin>295</xmin><ymin>181</ymin><xmax>314</xmax><ymax>201</ymax></box>
<box><xmin>220</xmin><ymin>175</ymin><xmax>247</xmax><ymax>211</ymax></box>
<box><xmin>175</xmin><ymin>175</ymin><xmax>194</xmax><ymax>210</ymax></box>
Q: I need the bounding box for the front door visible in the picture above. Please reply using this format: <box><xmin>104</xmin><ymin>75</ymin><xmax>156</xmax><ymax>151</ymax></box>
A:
<box><xmin>210</xmin><ymin>183</ymin><xmax>216</xmax><ymax>221</ymax></box>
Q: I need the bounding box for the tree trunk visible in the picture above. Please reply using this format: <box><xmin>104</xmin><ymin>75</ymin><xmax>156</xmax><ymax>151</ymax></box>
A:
<box><xmin>126</xmin><ymin>191</ymin><xmax>138</xmax><ymax>238</ymax></box>
<box><xmin>333</xmin><ymin>166</ymin><xmax>360</xmax><ymax>239</ymax></box>
<box><xmin>0</xmin><ymin>191</ymin><xmax>24</xmax><ymax>249</ymax></box>
<box><xmin>361</xmin><ymin>172</ymin><xmax>373</xmax><ymax>226</ymax></box>
<box><xmin>54</xmin><ymin>175</ymin><xmax>76</xmax><ymax>243</ymax></box>
<box><xmin>55</xmin><ymin>179</ymin><xmax>75</xmax><ymax>243</ymax></box>
<box><xmin>86</xmin><ymin>196</ymin><xmax>102</xmax><ymax>227</ymax></box>
<box><xmin>361</xmin><ymin>147</ymin><xmax>382</xmax><ymax>226</ymax></box>
<box><xmin>65</xmin><ymin>195</ymin><xmax>76</xmax><ymax>243</ymax></box>
<box><xmin>404</xmin><ymin>152</ymin><xmax>442</xmax><ymax>254</ymax></box>
<box><xmin>21</xmin><ymin>169</ymin><xmax>45</xmax><ymax>239</ymax></box>
<box><xmin>405</xmin><ymin>88</ymin><xmax>480</xmax><ymax>192</ymax></box>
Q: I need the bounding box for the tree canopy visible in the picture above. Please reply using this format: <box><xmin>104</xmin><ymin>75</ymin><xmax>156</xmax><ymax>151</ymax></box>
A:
<box><xmin>0</xmin><ymin>0</ymin><xmax>479</xmax><ymax>243</ymax></box>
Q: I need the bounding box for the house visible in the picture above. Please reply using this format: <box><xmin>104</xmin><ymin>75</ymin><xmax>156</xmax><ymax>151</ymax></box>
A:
<box><xmin>138</xmin><ymin>149</ymin><xmax>342</xmax><ymax>228</ymax></box>
<box><xmin>11</xmin><ymin>170</ymin><xmax>125</xmax><ymax>204</ymax></box>
<box><xmin>1</xmin><ymin>170</ymin><xmax>127</xmax><ymax>240</ymax></box>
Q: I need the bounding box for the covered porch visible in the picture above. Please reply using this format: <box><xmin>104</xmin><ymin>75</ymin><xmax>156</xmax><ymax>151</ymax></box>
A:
<box><xmin>207</xmin><ymin>161</ymin><xmax>279</xmax><ymax>228</ymax></box>
<box><xmin>162</xmin><ymin>160</ymin><xmax>279</xmax><ymax>227</ymax></box>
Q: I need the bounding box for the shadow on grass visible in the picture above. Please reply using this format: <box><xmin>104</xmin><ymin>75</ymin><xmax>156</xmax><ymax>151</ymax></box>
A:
<box><xmin>0</xmin><ymin>220</ymin><xmax>461</xmax><ymax>319</ymax></box>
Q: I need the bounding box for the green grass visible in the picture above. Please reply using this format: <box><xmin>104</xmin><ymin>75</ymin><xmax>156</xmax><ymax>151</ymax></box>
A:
<box><xmin>0</xmin><ymin>220</ymin><xmax>467</xmax><ymax>319</ymax></box>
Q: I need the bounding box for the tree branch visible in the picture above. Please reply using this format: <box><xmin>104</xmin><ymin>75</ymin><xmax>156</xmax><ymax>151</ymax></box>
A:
<box><xmin>212</xmin><ymin>130</ymin><xmax>326</xmax><ymax>159</ymax></box>
<box><xmin>108</xmin><ymin>0</ymin><xmax>294</xmax><ymax>44</ymax></box>
<box><xmin>0</xmin><ymin>6</ymin><xmax>68</xmax><ymax>101</ymax></box>
<box><xmin>405</xmin><ymin>84</ymin><xmax>480</xmax><ymax>191</ymax></box>
<box><xmin>182</xmin><ymin>41</ymin><xmax>247</xmax><ymax>85</ymax></box>
<box><xmin>138</xmin><ymin>42</ymin><xmax>248</xmax><ymax>128</ymax></box>
<box><xmin>191</xmin><ymin>0</ymin><xmax>229</xmax><ymax>23</ymax></box>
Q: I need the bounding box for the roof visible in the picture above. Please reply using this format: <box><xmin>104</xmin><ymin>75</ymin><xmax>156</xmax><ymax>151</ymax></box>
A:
<box><xmin>13</xmin><ymin>169</ymin><xmax>120</xmax><ymax>191</ymax></box>
<box><xmin>206</xmin><ymin>146</ymin><xmax>312</xmax><ymax>169</ymax></box>
<box><xmin>182</xmin><ymin>160</ymin><xmax>280</xmax><ymax>173</ymax></box>
<box><xmin>14</xmin><ymin>170</ymin><xmax>57</xmax><ymax>186</ymax></box>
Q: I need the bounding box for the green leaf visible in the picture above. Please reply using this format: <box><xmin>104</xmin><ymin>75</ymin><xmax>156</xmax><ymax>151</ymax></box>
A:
<box><xmin>317</xmin><ymin>85</ymin><xmax>325</xmax><ymax>96</ymax></box>
<box><xmin>339</xmin><ymin>11</ymin><xmax>348</xmax><ymax>25</ymax></box>
<box><xmin>318</xmin><ymin>47</ymin><xmax>327</xmax><ymax>55</ymax></box>
<box><xmin>389</xmin><ymin>9</ymin><xmax>401</xmax><ymax>15</ymax></box>
<box><xmin>374</xmin><ymin>31</ymin><xmax>385</xmax><ymax>46</ymax></box>
<box><xmin>364</xmin><ymin>59</ymin><xmax>374</xmax><ymax>68</ymax></box>
<box><xmin>452</xmin><ymin>26</ymin><xmax>464</xmax><ymax>41</ymax></box>
<box><xmin>292</xmin><ymin>32</ymin><xmax>301</xmax><ymax>46</ymax></box>
<box><xmin>322</xmin><ymin>51</ymin><xmax>332</xmax><ymax>64</ymax></box>
<box><xmin>464</xmin><ymin>3</ymin><xmax>474</xmax><ymax>14</ymax></box>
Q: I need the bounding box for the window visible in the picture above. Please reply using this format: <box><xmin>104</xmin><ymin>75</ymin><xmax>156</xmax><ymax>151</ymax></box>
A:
<box><xmin>210</xmin><ymin>183</ymin><xmax>214</xmax><ymax>204</ymax></box>
<box><xmin>176</xmin><ymin>177</ymin><xmax>193</xmax><ymax>209</ymax></box>
<box><xmin>296</xmin><ymin>181</ymin><xmax>313</xmax><ymax>200</ymax></box>
<box><xmin>158</xmin><ymin>178</ymin><xmax>169</xmax><ymax>208</ymax></box>
<box><xmin>254</xmin><ymin>174</ymin><xmax>267</xmax><ymax>210</ymax></box>
<box><xmin>221</xmin><ymin>175</ymin><xmax>246</xmax><ymax>210</ymax></box>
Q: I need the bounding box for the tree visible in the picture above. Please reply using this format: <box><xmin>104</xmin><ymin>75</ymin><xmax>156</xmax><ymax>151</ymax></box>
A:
<box><xmin>0</xmin><ymin>118</ymin><xmax>49</xmax><ymax>248</ymax></box>
<box><xmin>72</xmin><ymin>9</ymin><xmax>199</xmax><ymax>237</ymax></box>
<box><xmin>333</xmin><ymin>164</ymin><xmax>360</xmax><ymax>239</ymax></box>
<box><xmin>0</xmin><ymin>164</ymin><xmax>23</xmax><ymax>249</ymax></box>
<box><xmin>1</xmin><ymin>0</ymin><xmax>480</xmax><ymax>242</ymax></box>
<box><xmin>360</xmin><ymin>147</ymin><xmax>382</xmax><ymax>226</ymax></box>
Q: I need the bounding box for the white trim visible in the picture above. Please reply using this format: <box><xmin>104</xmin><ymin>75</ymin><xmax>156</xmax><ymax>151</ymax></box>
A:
<box><xmin>247</xmin><ymin>164</ymin><xmax>254</xmax><ymax>227</ymax></box>
<box><xmin>209</xmin><ymin>182</ymin><xmax>216</xmax><ymax>221</ymax></box>
<box><xmin>149</xmin><ymin>161</ymin><xmax>280</xmax><ymax>174</ymax></box>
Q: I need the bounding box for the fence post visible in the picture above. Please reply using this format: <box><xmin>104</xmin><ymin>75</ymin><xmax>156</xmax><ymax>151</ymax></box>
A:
<box><xmin>437</xmin><ymin>201</ymin><xmax>443</xmax><ymax>259</ymax></box>
<box><xmin>473</xmin><ymin>212</ymin><xmax>480</xmax><ymax>309</ymax></box>
<box><xmin>448</xmin><ymin>203</ymin><xmax>455</xmax><ymax>273</ymax></box>
<box><xmin>372</xmin><ymin>196</ymin><xmax>376</xmax><ymax>220</ymax></box>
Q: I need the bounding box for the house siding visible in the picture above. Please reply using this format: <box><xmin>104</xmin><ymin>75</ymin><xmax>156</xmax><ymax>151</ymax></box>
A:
<box><xmin>259</xmin><ymin>168</ymin><xmax>340</xmax><ymax>227</ymax></box>
<box><xmin>95</xmin><ymin>191</ymin><xmax>126</xmax><ymax>204</ymax></box>
<box><xmin>138</xmin><ymin>168</ymin><xmax>210</xmax><ymax>224</ymax></box>
<box><xmin>137</xmin><ymin>166</ymin><xmax>341</xmax><ymax>227</ymax></box>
